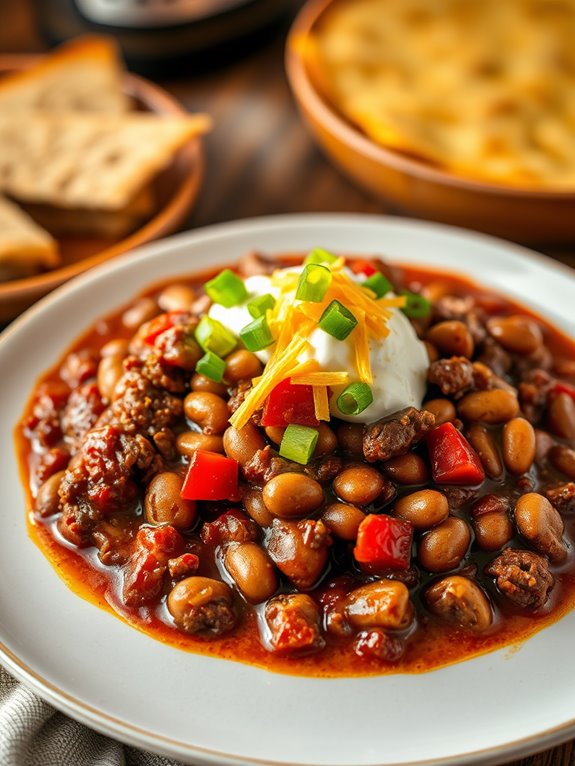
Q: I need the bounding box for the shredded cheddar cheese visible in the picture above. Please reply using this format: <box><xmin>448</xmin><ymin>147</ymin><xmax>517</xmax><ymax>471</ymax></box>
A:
<box><xmin>353</xmin><ymin>308</ymin><xmax>373</xmax><ymax>385</ymax></box>
<box><xmin>313</xmin><ymin>385</ymin><xmax>331</xmax><ymax>421</ymax></box>
<box><xmin>291</xmin><ymin>371</ymin><xmax>349</xmax><ymax>385</ymax></box>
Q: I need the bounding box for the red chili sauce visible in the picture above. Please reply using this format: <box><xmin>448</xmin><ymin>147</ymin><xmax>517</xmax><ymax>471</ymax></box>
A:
<box><xmin>15</xmin><ymin>255</ymin><xmax>575</xmax><ymax>677</ymax></box>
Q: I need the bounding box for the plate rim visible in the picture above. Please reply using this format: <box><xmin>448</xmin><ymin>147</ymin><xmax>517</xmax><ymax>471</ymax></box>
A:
<box><xmin>2</xmin><ymin>213</ymin><xmax>575</xmax><ymax>766</ymax></box>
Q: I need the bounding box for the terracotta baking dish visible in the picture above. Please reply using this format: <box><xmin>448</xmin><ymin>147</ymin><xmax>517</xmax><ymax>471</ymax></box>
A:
<box><xmin>0</xmin><ymin>55</ymin><xmax>205</xmax><ymax>323</ymax></box>
<box><xmin>285</xmin><ymin>0</ymin><xmax>575</xmax><ymax>243</ymax></box>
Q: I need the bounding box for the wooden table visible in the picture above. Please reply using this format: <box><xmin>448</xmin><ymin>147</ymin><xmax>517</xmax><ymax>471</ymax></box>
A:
<box><xmin>1</xmin><ymin>2</ymin><xmax>575</xmax><ymax>765</ymax></box>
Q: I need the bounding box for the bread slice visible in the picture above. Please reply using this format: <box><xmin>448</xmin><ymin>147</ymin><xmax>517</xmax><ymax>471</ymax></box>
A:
<box><xmin>0</xmin><ymin>111</ymin><xmax>211</xmax><ymax>211</ymax></box>
<box><xmin>23</xmin><ymin>187</ymin><xmax>156</xmax><ymax>239</ymax></box>
<box><xmin>0</xmin><ymin>36</ymin><xmax>130</xmax><ymax>114</ymax></box>
<box><xmin>0</xmin><ymin>196</ymin><xmax>59</xmax><ymax>281</ymax></box>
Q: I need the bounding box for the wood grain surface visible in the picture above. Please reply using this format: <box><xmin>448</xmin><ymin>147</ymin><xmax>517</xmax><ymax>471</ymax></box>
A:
<box><xmin>1</xmin><ymin>1</ymin><xmax>575</xmax><ymax>765</ymax></box>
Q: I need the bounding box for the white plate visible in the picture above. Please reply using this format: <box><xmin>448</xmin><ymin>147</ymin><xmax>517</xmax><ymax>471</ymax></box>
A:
<box><xmin>1</xmin><ymin>214</ymin><xmax>575</xmax><ymax>766</ymax></box>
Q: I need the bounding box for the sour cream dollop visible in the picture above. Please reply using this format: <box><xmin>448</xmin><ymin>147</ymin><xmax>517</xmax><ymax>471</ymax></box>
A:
<box><xmin>208</xmin><ymin>267</ymin><xmax>428</xmax><ymax>423</ymax></box>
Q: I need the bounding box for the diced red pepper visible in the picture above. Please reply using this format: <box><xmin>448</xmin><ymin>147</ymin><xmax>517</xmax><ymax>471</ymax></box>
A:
<box><xmin>553</xmin><ymin>381</ymin><xmax>575</xmax><ymax>401</ymax></box>
<box><xmin>427</xmin><ymin>423</ymin><xmax>485</xmax><ymax>485</ymax></box>
<box><xmin>142</xmin><ymin>311</ymin><xmax>186</xmax><ymax>345</ymax></box>
<box><xmin>354</xmin><ymin>514</ymin><xmax>413</xmax><ymax>570</ymax></box>
<box><xmin>349</xmin><ymin>259</ymin><xmax>378</xmax><ymax>277</ymax></box>
<box><xmin>181</xmin><ymin>450</ymin><xmax>239</xmax><ymax>501</ymax></box>
<box><xmin>260</xmin><ymin>379</ymin><xmax>319</xmax><ymax>427</ymax></box>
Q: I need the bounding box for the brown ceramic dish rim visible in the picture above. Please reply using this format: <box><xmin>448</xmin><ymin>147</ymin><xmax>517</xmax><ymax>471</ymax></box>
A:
<box><xmin>286</xmin><ymin>0</ymin><xmax>575</xmax><ymax>202</ymax></box>
<box><xmin>0</xmin><ymin>54</ymin><xmax>204</xmax><ymax>306</ymax></box>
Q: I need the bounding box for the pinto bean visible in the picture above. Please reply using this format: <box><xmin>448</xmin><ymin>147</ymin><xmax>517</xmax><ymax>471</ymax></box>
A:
<box><xmin>466</xmin><ymin>424</ymin><xmax>503</xmax><ymax>479</ymax></box>
<box><xmin>184</xmin><ymin>392</ymin><xmax>229</xmax><ymax>435</ymax></box>
<box><xmin>486</xmin><ymin>315</ymin><xmax>543</xmax><ymax>355</ymax></box>
<box><xmin>176</xmin><ymin>431</ymin><xmax>224</xmax><ymax>457</ymax></box>
<box><xmin>424</xmin><ymin>576</ymin><xmax>492</xmax><ymax>632</ymax></box>
<box><xmin>242</xmin><ymin>488</ymin><xmax>275</xmax><ymax>527</ymax></box>
<box><xmin>336</xmin><ymin>423</ymin><xmax>364</xmax><ymax>455</ymax></box>
<box><xmin>502</xmin><ymin>417</ymin><xmax>536</xmax><ymax>475</ymax></box>
<box><xmin>264</xmin><ymin>426</ymin><xmax>285</xmax><ymax>444</ymax></box>
<box><xmin>224</xmin><ymin>542</ymin><xmax>278</xmax><ymax>603</ymax></box>
<box><xmin>144</xmin><ymin>472</ymin><xmax>197</xmax><ymax>530</ymax></box>
<box><xmin>158</xmin><ymin>284</ymin><xmax>196</xmax><ymax>312</ymax></box>
<box><xmin>514</xmin><ymin>493</ymin><xmax>567</xmax><ymax>564</ymax></box>
<box><xmin>549</xmin><ymin>445</ymin><xmax>575</xmax><ymax>481</ymax></box>
<box><xmin>190</xmin><ymin>373</ymin><xmax>228</xmax><ymax>396</ymax></box>
<box><xmin>474</xmin><ymin>512</ymin><xmax>513</xmax><ymax>552</ymax></box>
<box><xmin>223</xmin><ymin>423</ymin><xmax>266</xmax><ymax>465</ymax></box>
<box><xmin>167</xmin><ymin>577</ymin><xmax>236</xmax><ymax>635</ymax></box>
<box><xmin>548</xmin><ymin>393</ymin><xmax>575</xmax><ymax>439</ymax></box>
<box><xmin>100</xmin><ymin>338</ymin><xmax>129</xmax><ymax>358</ymax></box>
<box><xmin>266</xmin><ymin>518</ymin><xmax>331</xmax><ymax>589</ymax></box>
<box><xmin>418</xmin><ymin>517</ymin><xmax>471</xmax><ymax>572</ymax></box>
<box><xmin>426</xmin><ymin>320</ymin><xmax>474</xmax><ymax>358</ymax></box>
<box><xmin>35</xmin><ymin>470</ymin><xmax>65</xmax><ymax>517</ymax></box>
<box><xmin>422</xmin><ymin>399</ymin><xmax>456</xmax><ymax>427</ymax></box>
<box><xmin>97</xmin><ymin>355</ymin><xmax>124</xmax><ymax>402</ymax></box>
<box><xmin>345</xmin><ymin>581</ymin><xmax>414</xmax><ymax>631</ymax></box>
<box><xmin>471</xmin><ymin>496</ymin><xmax>512</xmax><ymax>551</ymax></box>
<box><xmin>458</xmin><ymin>390</ymin><xmax>519</xmax><ymax>424</ymax></box>
<box><xmin>263</xmin><ymin>473</ymin><xmax>324</xmax><ymax>518</ymax></box>
<box><xmin>321</xmin><ymin>502</ymin><xmax>366</xmax><ymax>541</ymax></box>
<box><xmin>314</xmin><ymin>423</ymin><xmax>338</xmax><ymax>456</ymax></box>
<box><xmin>383</xmin><ymin>453</ymin><xmax>429</xmax><ymax>485</ymax></box>
<box><xmin>122</xmin><ymin>297</ymin><xmax>158</xmax><ymax>329</ymax></box>
<box><xmin>394</xmin><ymin>489</ymin><xmax>448</xmax><ymax>531</ymax></box>
<box><xmin>224</xmin><ymin>350</ymin><xmax>263</xmax><ymax>384</ymax></box>
<box><xmin>333</xmin><ymin>466</ymin><xmax>386</xmax><ymax>506</ymax></box>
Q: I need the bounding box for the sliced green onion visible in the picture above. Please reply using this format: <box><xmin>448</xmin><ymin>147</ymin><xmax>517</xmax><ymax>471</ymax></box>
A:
<box><xmin>247</xmin><ymin>293</ymin><xmax>276</xmax><ymax>319</ymax></box>
<box><xmin>337</xmin><ymin>382</ymin><xmax>373</xmax><ymax>416</ymax></box>
<box><xmin>318</xmin><ymin>300</ymin><xmax>357</xmax><ymax>340</ymax></box>
<box><xmin>279</xmin><ymin>424</ymin><xmax>319</xmax><ymax>465</ymax></box>
<box><xmin>295</xmin><ymin>264</ymin><xmax>332</xmax><ymax>303</ymax></box>
<box><xmin>205</xmin><ymin>269</ymin><xmax>247</xmax><ymax>308</ymax></box>
<box><xmin>363</xmin><ymin>272</ymin><xmax>392</xmax><ymax>299</ymax></box>
<box><xmin>195</xmin><ymin>316</ymin><xmax>237</xmax><ymax>357</ymax></box>
<box><xmin>304</xmin><ymin>247</ymin><xmax>338</xmax><ymax>266</ymax></box>
<box><xmin>239</xmin><ymin>315</ymin><xmax>274</xmax><ymax>352</ymax></box>
<box><xmin>195</xmin><ymin>351</ymin><xmax>226</xmax><ymax>382</ymax></box>
<box><xmin>400</xmin><ymin>290</ymin><xmax>431</xmax><ymax>319</ymax></box>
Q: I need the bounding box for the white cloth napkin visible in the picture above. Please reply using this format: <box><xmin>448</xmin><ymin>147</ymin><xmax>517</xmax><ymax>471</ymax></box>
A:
<box><xmin>0</xmin><ymin>666</ymin><xmax>186</xmax><ymax>766</ymax></box>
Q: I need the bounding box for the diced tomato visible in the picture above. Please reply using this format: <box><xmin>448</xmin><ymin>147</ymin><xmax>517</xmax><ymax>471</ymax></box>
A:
<box><xmin>181</xmin><ymin>450</ymin><xmax>239</xmax><ymax>501</ymax></box>
<box><xmin>354</xmin><ymin>514</ymin><xmax>413</xmax><ymax>570</ymax></box>
<box><xmin>142</xmin><ymin>312</ymin><xmax>186</xmax><ymax>345</ymax></box>
<box><xmin>427</xmin><ymin>423</ymin><xmax>485</xmax><ymax>485</ymax></box>
<box><xmin>349</xmin><ymin>259</ymin><xmax>378</xmax><ymax>277</ymax></box>
<box><xmin>260</xmin><ymin>379</ymin><xmax>319</xmax><ymax>427</ymax></box>
<box><xmin>553</xmin><ymin>381</ymin><xmax>575</xmax><ymax>401</ymax></box>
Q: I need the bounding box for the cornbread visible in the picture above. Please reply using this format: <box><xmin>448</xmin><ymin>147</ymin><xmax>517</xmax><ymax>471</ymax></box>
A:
<box><xmin>307</xmin><ymin>0</ymin><xmax>575</xmax><ymax>189</ymax></box>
